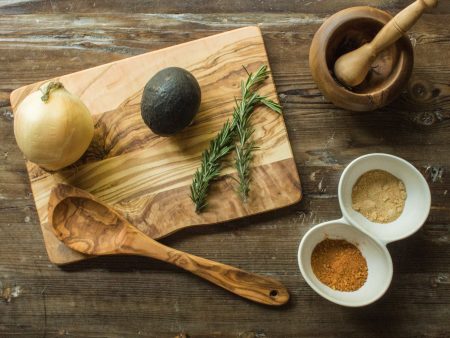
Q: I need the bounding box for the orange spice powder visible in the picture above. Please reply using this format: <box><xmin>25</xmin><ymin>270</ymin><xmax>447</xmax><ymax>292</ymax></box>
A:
<box><xmin>311</xmin><ymin>239</ymin><xmax>368</xmax><ymax>292</ymax></box>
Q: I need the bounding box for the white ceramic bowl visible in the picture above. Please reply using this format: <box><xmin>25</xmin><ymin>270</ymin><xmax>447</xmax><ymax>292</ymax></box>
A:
<box><xmin>298</xmin><ymin>153</ymin><xmax>431</xmax><ymax>306</ymax></box>
<box><xmin>339</xmin><ymin>153</ymin><xmax>431</xmax><ymax>243</ymax></box>
<box><xmin>298</xmin><ymin>220</ymin><xmax>393</xmax><ymax>307</ymax></box>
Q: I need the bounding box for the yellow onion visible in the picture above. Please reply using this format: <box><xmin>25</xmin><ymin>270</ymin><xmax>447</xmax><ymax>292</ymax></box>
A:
<box><xmin>14</xmin><ymin>82</ymin><xmax>94</xmax><ymax>171</ymax></box>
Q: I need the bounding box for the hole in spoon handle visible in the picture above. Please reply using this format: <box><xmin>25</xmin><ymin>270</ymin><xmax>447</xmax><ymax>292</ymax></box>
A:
<box><xmin>270</xmin><ymin>289</ymin><xmax>279</xmax><ymax>298</ymax></box>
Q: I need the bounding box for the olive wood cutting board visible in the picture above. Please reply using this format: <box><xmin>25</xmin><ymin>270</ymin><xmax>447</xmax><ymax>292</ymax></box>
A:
<box><xmin>10</xmin><ymin>26</ymin><xmax>302</xmax><ymax>265</ymax></box>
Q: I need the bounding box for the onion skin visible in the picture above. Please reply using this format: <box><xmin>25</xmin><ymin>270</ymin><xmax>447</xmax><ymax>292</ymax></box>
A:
<box><xmin>14</xmin><ymin>82</ymin><xmax>94</xmax><ymax>171</ymax></box>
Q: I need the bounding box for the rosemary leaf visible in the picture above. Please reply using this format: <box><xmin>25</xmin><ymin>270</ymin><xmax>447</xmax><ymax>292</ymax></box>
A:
<box><xmin>260</xmin><ymin>97</ymin><xmax>282</xmax><ymax>114</ymax></box>
<box><xmin>190</xmin><ymin>120</ymin><xmax>235</xmax><ymax>213</ymax></box>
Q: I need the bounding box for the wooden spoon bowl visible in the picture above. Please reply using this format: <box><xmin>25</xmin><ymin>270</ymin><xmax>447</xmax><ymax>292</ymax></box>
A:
<box><xmin>48</xmin><ymin>183</ymin><xmax>290</xmax><ymax>306</ymax></box>
<box><xmin>310</xmin><ymin>6</ymin><xmax>414</xmax><ymax>111</ymax></box>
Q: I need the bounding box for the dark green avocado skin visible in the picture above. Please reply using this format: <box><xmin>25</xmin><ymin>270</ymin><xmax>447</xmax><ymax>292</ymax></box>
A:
<box><xmin>141</xmin><ymin>67</ymin><xmax>201</xmax><ymax>136</ymax></box>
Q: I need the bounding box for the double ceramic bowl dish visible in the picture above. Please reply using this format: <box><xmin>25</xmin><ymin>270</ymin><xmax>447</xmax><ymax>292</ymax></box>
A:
<box><xmin>298</xmin><ymin>153</ymin><xmax>431</xmax><ymax>307</ymax></box>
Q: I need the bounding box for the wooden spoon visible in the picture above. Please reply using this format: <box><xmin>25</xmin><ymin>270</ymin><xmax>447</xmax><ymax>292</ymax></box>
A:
<box><xmin>334</xmin><ymin>0</ymin><xmax>438</xmax><ymax>87</ymax></box>
<box><xmin>48</xmin><ymin>183</ymin><xmax>289</xmax><ymax>306</ymax></box>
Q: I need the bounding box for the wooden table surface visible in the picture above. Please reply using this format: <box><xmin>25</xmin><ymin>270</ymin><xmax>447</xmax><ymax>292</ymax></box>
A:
<box><xmin>1</xmin><ymin>1</ymin><xmax>449</xmax><ymax>337</ymax></box>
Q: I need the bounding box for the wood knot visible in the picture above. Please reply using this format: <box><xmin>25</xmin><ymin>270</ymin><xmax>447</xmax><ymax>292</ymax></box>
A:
<box><xmin>413</xmin><ymin>111</ymin><xmax>437</xmax><ymax>126</ymax></box>
<box><xmin>424</xmin><ymin>165</ymin><xmax>444</xmax><ymax>183</ymax></box>
<box><xmin>412</xmin><ymin>109</ymin><xmax>445</xmax><ymax>127</ymax></box>
<box><xmin>407</xmin><ymin>78</ymin><xmax>435</xmax><ymax>102</ymax></box>
<box><xmin>430</xmin><ymin>274</ymin><xmax>449</xmax><ymax>288</ymax></box>
<box><xmin>1</xmin><ymin>108</ymin><xmax>14</xmax><ymax>121</ymax></box>
<box><xmin>1</xmin><ymin>283</ymin><xmax>23</xmax><ymax>303</ymax></box>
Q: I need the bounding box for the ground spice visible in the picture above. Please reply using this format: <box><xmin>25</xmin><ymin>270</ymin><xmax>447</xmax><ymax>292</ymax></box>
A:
<box><xmin>352</xmin><ymin>169</ymin><xmax>407</xmax><ymax>223</ymax></box>
<box><xmin>311</xmin><ymin>239</ymin><xmax>368</xmax><ymax>292</ymax></box>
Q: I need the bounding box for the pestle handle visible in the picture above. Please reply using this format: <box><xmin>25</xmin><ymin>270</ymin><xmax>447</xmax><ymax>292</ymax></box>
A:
<box><xmin>334</xmin><ymin>0</ymin><xmax>438</xmax><ymax>87</ymax></box>
<box><xmin>370</xmin><ymin>0</ymin><xmax>438</xmax><ymax>54</ymax></box>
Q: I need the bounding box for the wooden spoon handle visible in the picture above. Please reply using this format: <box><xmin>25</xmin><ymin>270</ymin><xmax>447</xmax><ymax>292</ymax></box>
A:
<box><xmin>371</xmin><ymin>0</ymin><xmax>438</xmax><ymax>53</ymax></box>
<box><xmin>123</xmin><ymin>230</ymin><xmax>290</xmax><ymax>306</ymax></box>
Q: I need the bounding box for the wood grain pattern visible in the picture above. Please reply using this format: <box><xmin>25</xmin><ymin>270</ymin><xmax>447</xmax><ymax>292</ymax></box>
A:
<box><xmin>9</xmin><ymin>26</ymin><xmax>302</xmax><ymax>265</ymax></box>
<box><xmin>1</xmin><ymin>2</ymin><xmax>449</xmax><ymax>337</ymax></box>
<box><xmin>48</xmin><ymin>183</ymin><xmax>290</xmax><ymax>306</ymax></box>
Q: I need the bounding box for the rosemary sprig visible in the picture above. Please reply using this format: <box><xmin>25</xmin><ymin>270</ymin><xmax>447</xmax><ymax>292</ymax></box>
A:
<box><xmin>234</xmin><ymin>139</ymin><xmax>257</xmax><ymax>202</ymax></box>
<box><xmin>190</xmin><ymin>65</ymin><xmax>281</xmax><ymax>213</ymax></box>
<box><xmin>233</xmin><ymin>66</ymin><xmax>281</xmax><ymax>201</ymax></box>
<box><xmin>189</xmin><ymin>120</ymin><xmax>235</xmax><ymax>212</ymax></box>
<box><xmin>233</xmin><ymin>104</ymin><xmax>255</xmax><ymax>202</ymax></box>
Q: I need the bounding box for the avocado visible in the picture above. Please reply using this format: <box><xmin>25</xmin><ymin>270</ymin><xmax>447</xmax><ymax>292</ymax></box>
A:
<box><xmin>140</xmin><ymin>67</ymin><xmax>201</xmax><ymax>136</ymax></box>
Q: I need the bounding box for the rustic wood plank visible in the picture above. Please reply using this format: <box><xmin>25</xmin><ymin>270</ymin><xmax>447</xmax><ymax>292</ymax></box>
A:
<box><xmin>1</xmin><ymin>3</ymin><xmax>449</xmax><ymax>338</ymax></box>
<box><xmin>1</xmin><ymin>0</ymin><xmax>450</xmax><ymax>14</ymax></box>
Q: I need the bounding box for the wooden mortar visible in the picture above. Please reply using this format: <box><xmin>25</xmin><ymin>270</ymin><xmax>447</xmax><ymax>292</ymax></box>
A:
<box><xmin>309</xmin><ymin>6</ymin><xmax>414</xmax><ymax>112</ymax></box>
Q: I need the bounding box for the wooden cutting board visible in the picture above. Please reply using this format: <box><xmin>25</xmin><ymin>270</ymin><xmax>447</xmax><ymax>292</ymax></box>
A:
<box><xmin>10</xmin><ymin>26</ymin><xmax>301</xmax><ymax>265</ymax></box>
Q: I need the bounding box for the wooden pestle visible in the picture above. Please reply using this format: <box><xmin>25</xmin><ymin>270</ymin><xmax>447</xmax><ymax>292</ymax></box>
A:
<box><xmin>334</xmin><ymin>0</ymin><xmax>438</xmax><ymax>88</ymax></box>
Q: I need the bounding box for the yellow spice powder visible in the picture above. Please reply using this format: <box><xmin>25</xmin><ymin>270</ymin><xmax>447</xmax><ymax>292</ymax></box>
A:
<box><xmin>352</xmin><ymin>169</ymin><xmax>407</xmax><ymax>223</ymax></box>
